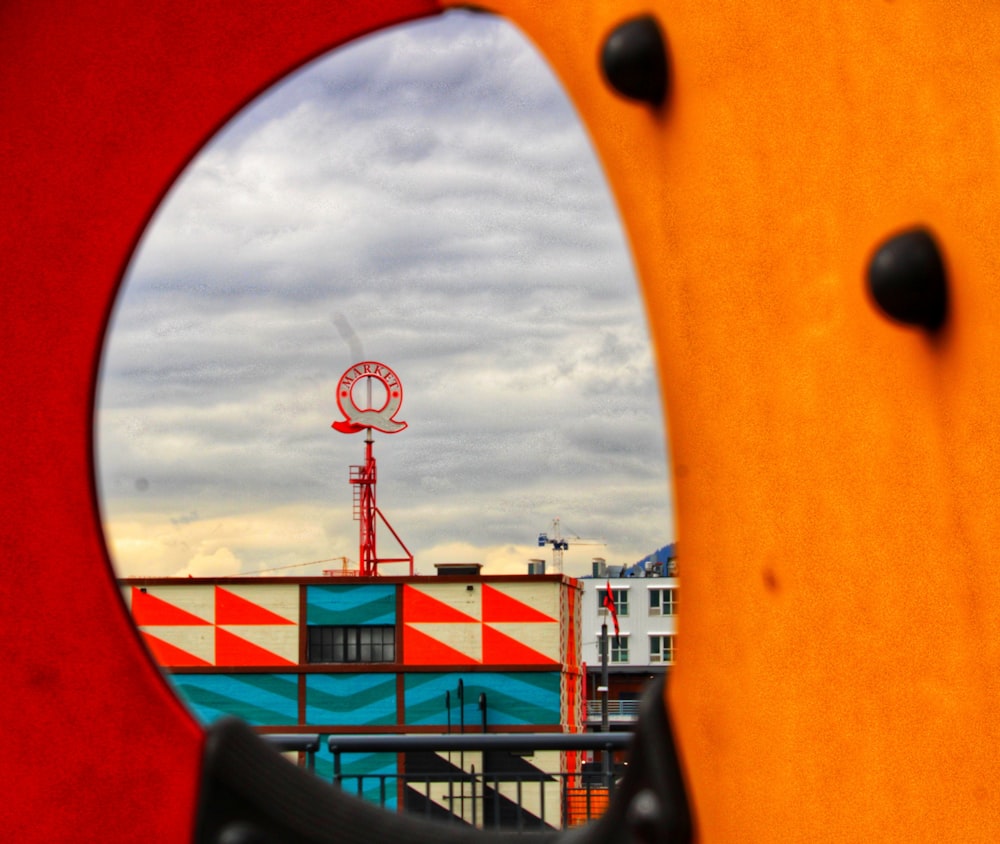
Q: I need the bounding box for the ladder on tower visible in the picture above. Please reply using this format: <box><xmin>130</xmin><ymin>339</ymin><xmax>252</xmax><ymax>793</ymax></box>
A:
<box><xmin>349</xmin><ymin>463</ymin><xmax>375</xmax><ymax>521</ymax></box>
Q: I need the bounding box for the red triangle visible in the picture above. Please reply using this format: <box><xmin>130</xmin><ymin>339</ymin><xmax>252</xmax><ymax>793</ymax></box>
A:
<box><xmin>482</xmin><ymin>625</ymin><xmax>558</xmax><ymax>666</ymax></box>
<box><xmin>403</xmin><ymin>585</ymin><xmax>479</xmax><ymax>624</ymax></box>
<box><xmin>215</xmin><ymin>627</ymin><xmax>296</xmax><ymax>667</ymax></box>
<box><xmin>215</xmin><ymin>587</ymin><xmax>294</xmax><ymax>625</ymax></box>
<box><xmin>481</xmin><ymin>584</ymin><xmax>555</xmax><ymax>623</ymax></box>
<box><xmin>404</xmin><ymin>624</ymin><xmax>480</xmax><ymax>665</ymax></box>
<box><xmin>131</xmin><ymin>588</ymin><xmax>211</xmax><ymax>626</ymax></box>
<box><xmin>140</xmin><ymin>631</ymin><xmax>212</xmax><ymax>667</ymax></box>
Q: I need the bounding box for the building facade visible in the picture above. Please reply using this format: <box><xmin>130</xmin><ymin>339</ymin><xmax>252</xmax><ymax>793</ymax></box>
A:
<box><xmin>578</xmin><ymin>573</ymin><xmax>678</xmax><ymax>728</ymax></box>
<box><xmin>120</xmin><ymin>572</ymin><xmax>584</xmax><ymax>823</ymax></box>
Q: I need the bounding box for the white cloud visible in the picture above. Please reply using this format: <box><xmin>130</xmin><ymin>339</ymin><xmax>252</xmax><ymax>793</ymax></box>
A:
<box><xmin>105</xmin><ymin>505</ymin><xmax>355</xmax><ymax>578</ymax></box>
<box><xmin>177</xmin><ymin>548</ymin><xmax>244</xmax><ymax>579</ymax></box>
<box><xmin>95</xmin><ymin>11</ymin><xmax>674</xmax><ymax>580</ymax></box>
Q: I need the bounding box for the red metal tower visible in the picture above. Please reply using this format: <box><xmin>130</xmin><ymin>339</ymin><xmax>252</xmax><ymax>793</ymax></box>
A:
<box><xmin>332</xmin><ymin>362</ymin><xmax>413</xmax><ymax>576</ymax></box>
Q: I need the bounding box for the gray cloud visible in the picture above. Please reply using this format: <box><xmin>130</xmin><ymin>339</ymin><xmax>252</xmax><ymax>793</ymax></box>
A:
<box><xmin>95</xmin><ymin>11</ymin><xmax>674</xmax><ymax>577</ymax></box>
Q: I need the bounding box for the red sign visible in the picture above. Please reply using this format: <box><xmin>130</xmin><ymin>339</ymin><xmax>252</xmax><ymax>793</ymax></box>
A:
<box><xmin>332</xmin><ymin>361</ymin><xmax>408</xmax><ymax>434</ymax></box>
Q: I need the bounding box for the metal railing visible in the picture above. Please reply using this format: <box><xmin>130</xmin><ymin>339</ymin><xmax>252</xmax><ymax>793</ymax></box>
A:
<box><xmin>263</xmin><ymin>733</ymin><xmax>321</xmax><ymax>772</ymax></box>
<box><xmin>326</xmin><ymin>732</ymin><xmax>630</xmax><ymax>755</ymax></box>
<box><xmin>326</xmin><ymin>768</ymin><xmax>615</xmax><ymax>830</ymax></box>
<box><xmin>328</xmin><ymin>732</ymin><xmax>631</xmax><ymax>830</ymax></box>
<box><xmin>264</xmin><ymin>732</ymin><xmax>632</xmax><ymax>830</ymax></box>
<box><xmin>585</xmin><ymin>700</ymin><xmax>641</xmax><ymax>720</ymax></box>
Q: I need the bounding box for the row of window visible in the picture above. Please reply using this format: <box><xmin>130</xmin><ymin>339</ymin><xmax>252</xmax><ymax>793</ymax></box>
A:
<box><xmin>308</xmin><ymin>625</ymin><xmax>395</xmax><ymax>663</ymax></box>
<box><xmin>609</xmin><ymin>634</ymin><xmax>676</xmax><ymax>664</ymax></box>
<box><xmin>599</xmin><ymin>587</ymin><xmax>677</xmax><ymax>617</ymax></box>
<box><xmin>305</xmin><ymin>625</ymin><xmax>675</xmax><ymax>666</ymax></box>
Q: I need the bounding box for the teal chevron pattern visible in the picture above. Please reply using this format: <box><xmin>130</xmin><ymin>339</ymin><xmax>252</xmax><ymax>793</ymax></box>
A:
<box><xmin>404</xmin><ymin>672</ymin><xmax>561</xmax><ymax>727</ymax></box>
<box><xmin>314</xmin><ymin>744</ymin><xmax>398</xmax><ymax>810</ymax></box>
<box><xmin>172</xmin><ymin>673</ymin><xmax>299</xmax><ymax>726</ymax></box>
<box><xmin>307</xmin><ymin>584</ymin><xmax>395</xmax><ymax>626</ymax></box>
<box><xmin>306</xmin><ymin>673</ymin><xmax>397</xmax><ymax>727</ymax></box>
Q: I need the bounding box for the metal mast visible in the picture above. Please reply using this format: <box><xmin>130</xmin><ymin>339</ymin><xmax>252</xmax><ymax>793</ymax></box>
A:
<box><xmin>332</xmin><ymin>361</ymin><xmax>413</xmax><ymax>577</ymax></box>
<box><xmin>537</xmin><ymin>518</ymin><xmax>605</xmax><ymax>574</ymax></box>
<box><xmin>538</xmin><ymin>517</ymin><xmax>569</xmax><ymax>573</ymax></box>
<box><xmin>350</xmin><ymin>428</ymin><xmax>378</xmax><ymax>574</ymax></box>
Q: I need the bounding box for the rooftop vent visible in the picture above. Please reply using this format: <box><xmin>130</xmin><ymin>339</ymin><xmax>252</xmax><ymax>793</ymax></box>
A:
<box><xmin>527</xmin><ymin>559</ymin><xmax>546</xmax><ymax>575</ymax></box>
<box><xmin>433</xmin><ymin>563</ymin><xmax>483</xmax><ymax>577</ymax></box>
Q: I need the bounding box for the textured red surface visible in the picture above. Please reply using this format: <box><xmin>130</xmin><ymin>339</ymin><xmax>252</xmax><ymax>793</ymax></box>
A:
<box><xmin>0</xmin><ymin>2</ymin><xmax>439</xmax><ymax>840</ymax></box>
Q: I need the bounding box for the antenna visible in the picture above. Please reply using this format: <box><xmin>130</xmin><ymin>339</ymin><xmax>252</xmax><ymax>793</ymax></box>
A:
<box><xmin>332</xmin><ymin>361</ymin><xmax>413</xmax><ymax>576</ymax></box>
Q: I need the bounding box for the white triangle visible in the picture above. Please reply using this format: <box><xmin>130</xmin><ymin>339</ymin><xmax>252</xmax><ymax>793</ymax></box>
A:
<box><xmin>486</xmin><ymin>622</ymin><xmax>560</xmax><ymax>662</ymax></box>
<box><xmin>217</xmin><ymin>625</ymin><xmax>299</xmax><ymax>663</ymax></box>
<box><xmin>140</xmin><ymin>625</ymin><xmax>215</xmax><ymax>664</ymax></box>
<box><xmin>406</xmin><ymin>622</ymin><xmax>482</xmax><ymax>662</ymax></box>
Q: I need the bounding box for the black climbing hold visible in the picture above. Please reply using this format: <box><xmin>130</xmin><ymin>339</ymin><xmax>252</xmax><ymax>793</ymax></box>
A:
<box><xmin>217</xmin><ymin>822</ymin><xmax>273</xmax><ymax>844</ymax></box>
<box><xmin>867</xmin><ymin>227</ymin><xmax>948</xmax><ymax>330</ymax></box>
<box><xmin>600</xmin><ymin>16</ymin><xmax>669</xmax><ymax>106</ymax></box>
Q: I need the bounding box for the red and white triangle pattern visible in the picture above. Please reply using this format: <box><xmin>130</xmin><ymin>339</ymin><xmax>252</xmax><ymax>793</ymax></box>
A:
<box><xmin>403</xmin><ymin>584</ymin><xmax>559</xmax><ymax>666</ymax></box>
<box><xmin>127</xmin><ymin>585</ymin><xmax>298</xmax><ymax>667</ymax></box>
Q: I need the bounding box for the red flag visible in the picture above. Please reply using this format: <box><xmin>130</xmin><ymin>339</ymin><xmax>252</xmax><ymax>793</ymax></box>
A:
<box><xmin>603</xmin><ymin>580</ymin><xmax>620</xmax><ymax>636</ymax></box>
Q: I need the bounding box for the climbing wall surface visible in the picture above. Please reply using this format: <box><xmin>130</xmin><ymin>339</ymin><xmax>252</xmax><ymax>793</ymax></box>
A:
<box><xmin>7</xmin><ymin>0</ymin><xmax>1000</xmax><ymax>840</ymax></box>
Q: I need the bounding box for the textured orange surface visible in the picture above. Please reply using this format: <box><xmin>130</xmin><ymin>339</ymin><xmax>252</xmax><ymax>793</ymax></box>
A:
<box><xmin>446</xmin><ymin>0</ymin><xmax>1000</xmax><ymax>839</ymax></box>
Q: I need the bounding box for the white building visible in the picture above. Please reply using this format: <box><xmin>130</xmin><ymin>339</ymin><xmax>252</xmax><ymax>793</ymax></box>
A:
<box><xmin>577</xmin><ymin>560</ymin><xmax>678</xmax><ymax>728</ymax></box>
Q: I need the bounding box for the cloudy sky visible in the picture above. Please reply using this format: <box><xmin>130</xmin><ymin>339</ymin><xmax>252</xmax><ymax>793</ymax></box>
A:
<box><xmin>95</xmin><ymin>10</ymin><xmax>675</xmax><ymax>579</ymax></box>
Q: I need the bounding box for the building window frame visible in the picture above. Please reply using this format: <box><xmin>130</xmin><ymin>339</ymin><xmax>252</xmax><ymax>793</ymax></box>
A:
<box><xmin>649</xmin><ymin>633</ymin><xmax>676</xmax><ymax>664</ymax></box>
<box><xmin>649</xmin><ymin>587</ymin><xmax>678</xmax><ymax>616</ymax></box>
<box><xmin>610</xmin><ymin>634</ymin><xmax>630</xmax><ymax>664</ymax></box>
<box><xmin>598</xmin><ymin>587</ymin><xmax>629</xmax><ymax>617</ymax></box>
<box><xmin>307</xmin><ymin>624</ymin><xmax>396</xmax><ymax>664</ymax></box>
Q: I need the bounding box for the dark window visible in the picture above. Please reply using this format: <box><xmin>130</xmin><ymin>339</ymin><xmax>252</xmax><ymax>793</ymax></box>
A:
<box><xmin>307</xmin><ymin>625</ymin><xmax>395</xmax><ymax>663</ymax></box>
<box><xmin>598</xmin><ymin>588</ymin><xmax>628</xmax><ymax>617</ymax></box>
<box><xmin>649</xmin><ymin>588</ymin><xmax>677</xmax><ymax>616</ymax></box>
<box><xmin>610</xmin><ymin>635</ymin><xmax>629</xmax><ymax>663</ymax></box>
<box><xmin>649</xmin><ymin>634</ymin><xmax>675</xmax><ymax>664</ymax></box>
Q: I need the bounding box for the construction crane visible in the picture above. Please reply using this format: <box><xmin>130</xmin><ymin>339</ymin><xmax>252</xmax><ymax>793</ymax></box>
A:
<box><xmin>536</xmin><ymin>518</ymin><xmax>605</xmax><ymax>574</ymax></box>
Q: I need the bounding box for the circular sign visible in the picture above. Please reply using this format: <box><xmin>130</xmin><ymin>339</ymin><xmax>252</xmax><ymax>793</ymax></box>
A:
<box><xmin>332</xmin><ymin>361</ymin><xmax>407</xmax><ymax>434</ymax></box>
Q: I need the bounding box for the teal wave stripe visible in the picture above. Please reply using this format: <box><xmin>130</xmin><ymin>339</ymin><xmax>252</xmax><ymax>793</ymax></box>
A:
<box><xmin>173</xmin><ymin>673</ymin><xmax>299</xmax><ymax>726</ymax></box>
<box><xmin>307</xmin><ymin>584</ymin><xmax>395</xmax><ymax>626</ymax></box>
<box><xmin>404</xmin><ymin>672</ymin><xmax>561</xmax><ymax>726</ymax></box>
<box><xmin>306</xmin><ymin>673</ymin><xmax>397</xmax><ymax>727</ymax></box>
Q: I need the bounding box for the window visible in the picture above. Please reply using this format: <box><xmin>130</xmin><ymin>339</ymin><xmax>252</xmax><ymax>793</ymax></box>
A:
<box><xmin>598</xmin><ymin>588</ymin><xmax>629</xmax><ymax>617</ymax></box>
<box><xmin>307</xmin><ymin>625</ymin><xmax>395</xmax><ymax>663</ymax></box>
<box><xmin>610</xmin><ymin>635</ymin><xmax>629</xmax><ymax>663</ymax></box>
<box><xmin>649</xmin><ymin>587</ymin><xmax>678</xmax><ymax>616</ymax></box>
<box><xmin>649</xmin><ymin>634</ymin><xmax>676</xmax><ymax>664</ymax></box>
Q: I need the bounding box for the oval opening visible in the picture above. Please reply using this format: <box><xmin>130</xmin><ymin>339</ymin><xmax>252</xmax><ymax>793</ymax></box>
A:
<box><xmin>95</xmin><ymin>10</ymin><xmax>675</xmax><ymax>824</ymax></box>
